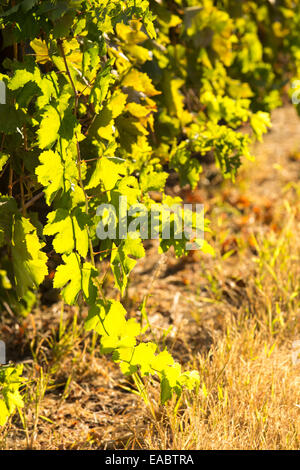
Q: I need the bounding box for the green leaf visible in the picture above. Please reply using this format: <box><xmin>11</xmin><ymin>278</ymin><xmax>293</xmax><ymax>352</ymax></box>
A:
<box><xmin>85</xmin><ymin>300</ymin><xmax>140</xmax><ymax>354</ymax></box>
<box><xmin>84</xmin><ymin>300</ymin><xmax>108</xmax><ymax>334</ymax></box>
<box><xmin>0</xmin><ymin>365</ymin><xmax>24</xmax><ymax>427</ymax></box>
<box><xmin>11</xmin><ymin>217</ymin><xmax>48</xmax><ymax>299</ymax></box>
<box><xmin>81</xmin><ymin>261</ymin><xmax>98</xmax><ymax>304</ymax></box>
<box><xmin>160</xmin><ymin>377</ymin><xmax>172</xmax><ymax>405</ymax></box>
<box><xmin>86</xmin><ymin>157</ymin><xmax>127</xmax><ymax>190</ymax></box>
<box><xmin>0</xmin><ymin>400</ymin><xmax>9</xmax><ymax>427</ymax></box>
<box><xmin>85</xmin><ymin>299</ymin><xmax>126</xmax><ymax>338</ymax></box>
<box><xmin>111</xmin><ymin>238</ymin><xmax>145</xmax><ymax>295</ymax></box>
<box><xmin>0</xmin><ymin>105</ymin><xmax>26</xmax><ymax>134</ymax></box>
<box><xmin>250</xmin><ymin>111</ymin><xmax>271</xmax><ymax>142</ymax></box>
<box><xmin>8</xmin><ymin>69</ymin><xmax>36</xmax><ymax>90</ymax></box>
<box><xmin>150</xmin><ymin>350</ymin><xmax>174</xmax><ymax>373</ymax></box>
<box><xmin>53</xmin><ymin>252</ymin><xmax>82</xmax><ymax>305</ymax></box>
<box><xmin>140</xmin><ymin>169</ymin><xmax>168</xmax><ymax>192</ymax></box>
<box><xmin>170</xmin><ymin>143</ymin><xmax>202</xmax><ymax>189</ymax></box>
<box><xmin>130</xmin><ymin>343</ymin><xmax>157</xmax><ymax>376</ymax></box>
<box><xmin>44</xmin><ymin>208</ymin><xmax>89</xmax><ymax>258</ymax></box>
<box><xmin>0</xmin><ymin>153</ymin><xmax>9</xmax><ymax>172</ymax></box>
<box><xmin>122</xmin><ymin>69</ymin><xmax>160</xmax><ymax>97</ymax></box>
<box><xmin>35</xmin><ymin>150</ymin><xmax>64</xmax><ymax>204</ymax></box>
<box><xmin>37</xmin><ymin>105</ymin><xmax>61</xmax><ymax>149</ymax></box>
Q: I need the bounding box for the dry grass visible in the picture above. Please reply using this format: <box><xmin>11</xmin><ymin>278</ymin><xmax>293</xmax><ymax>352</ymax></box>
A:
<box><xmin>144</xmin><ymin>314</ymin><xmax>300</xmax><ymax>449</ymax></box>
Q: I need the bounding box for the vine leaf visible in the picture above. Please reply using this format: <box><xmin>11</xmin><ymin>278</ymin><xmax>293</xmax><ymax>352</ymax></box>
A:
<box><xmin>0</xmin><ymin>105</ymin><xmax>26</xmax><ymax>134</ymax></box>
<box><xmin>44</xmin><ymin>208</ymin><xmax>89</xmax><ymax>258</ymax></box>
<box><xmin>0</xmin><ymin>365</ymin><xmax>24</xmax><ymax>427</ymax></box>
<box><xmin>30</xmin><ymin>39</ymin><xmax>50</xmax><ymax>64</ymax></box>
<box><xmin>35</xmin><ymin>150</ymin><xmax>64</xmax><ymax>204</ymax></box>
<box><xmin>86</xmin><ymin>156</ymin><xmax>127</xmax><ymax>191</ymax></box>
<box><xmin>170</xmin><ymin>143</ymin><xmax>202</xmax><ymax>189</ymax></box>
<box><xmin>0</xmin><ymin>154</ymin><xmax>9</xmax><ymax>173</ymax></box>
<box><xmin>122</xmin><ymin>69</ymin><xmax>160</xmax><ymax>97</ymax></box>
<box><xmin>130</xmin><ymin>342</ymin><xmax>157</xmax><ymax>376</ymax></box>
<box><xmin>85</xmin><ymin>300</ymin><xmax>141</xmax><ymax>353</ymax></box>
<box><xmin>37</xmin><ymin>105</ymin><xmax>61</xmax><ymax>149</ymax></box>
<box><xmin>35</xmin><ymin>149</ymin><xmax>78</xmax><ymax>204</ymax></box>
<box><xmin>250</xmin><ymin>111</ymin><xmax>272</xmax><ymax>142</ymax></box>
<box><xmin>53</xmin><ymin>255</ymin><xmax>97</xmax><ymax>305</ymax></box>
<box><xmin>53</xmin><ymin>252</ymin><xmax>82</xmax><ymax>305</ymax></box>
<box><xmin>140</xmin><ymin>168</ymin><xmax>168</xmax><ymax>192</ymax></box>
<box><xmin>81</xmin><ymin>261</ymin><xmax>98</xmax><ymax>305</ymax></box>
<box><xmin>111</xmin><ymin>238</ymin><xmax>145</xmax><ymax>295</ymax></box>
<box><xmin>11</xmin><ymin>217</ymin><xmax>48</xmax><ymax>299</ymax></box>
<box><xmin>8</xmin><ymin>69</ymin><xmax>38</xmax><ymax>90</ymax></box>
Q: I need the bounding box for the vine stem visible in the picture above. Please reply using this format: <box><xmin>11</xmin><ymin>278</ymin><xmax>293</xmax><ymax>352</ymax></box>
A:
<box><xmin>20</xmin><ymin>124</ymin><xmax>29</xmax><ymax>216</ymax></box>
<box><xmin>23</xmin><ymin>191</ymin><xmax>44</xmax><ymax>211</ymax></box>
<box><xmin>8</xmin><ymin>165</ymin><xmax>13</xmax><ymax>197</ymax></box>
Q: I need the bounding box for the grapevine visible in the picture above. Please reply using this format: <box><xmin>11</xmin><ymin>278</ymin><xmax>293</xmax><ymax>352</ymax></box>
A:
<box><xmin>0</xmin><ymin>0</ymin><xmax>300</xmax><ymax>426</ymax></box>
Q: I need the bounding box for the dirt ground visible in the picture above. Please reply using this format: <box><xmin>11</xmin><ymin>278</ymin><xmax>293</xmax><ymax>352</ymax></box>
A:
<box><xmin>1</xmin><ymin>104</ymin><xmax>300</xmax><ymax>450</ymax></box>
